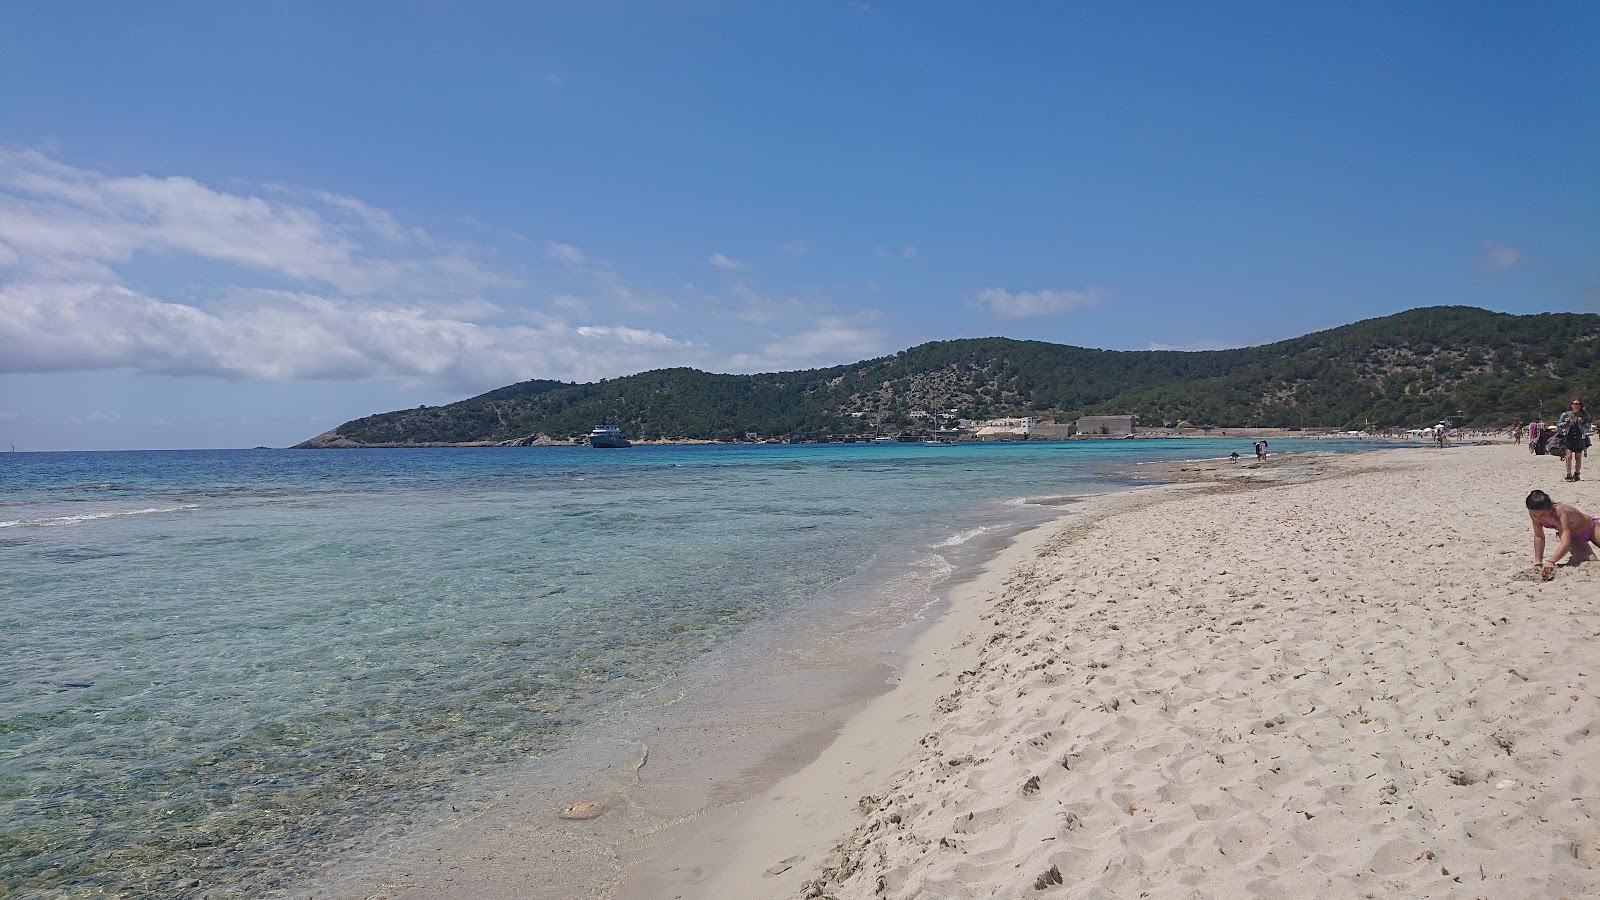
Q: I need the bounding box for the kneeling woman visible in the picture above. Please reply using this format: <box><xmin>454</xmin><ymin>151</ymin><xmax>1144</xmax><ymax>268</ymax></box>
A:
<box><xmin>1527</xmin><ymin>490</ymin><xmax>1600</xmax><ymax>577</ymax></box>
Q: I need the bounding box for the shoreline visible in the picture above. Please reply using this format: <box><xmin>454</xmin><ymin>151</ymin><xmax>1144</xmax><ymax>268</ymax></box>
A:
<box><xmin>297</xmin><ymin>443</ymin><xmax>1392</xmax><ymax>900</ymax></box>
<box><xmin>293</xmin><ymin>466</ymin><xmax>1085</xmax><ymax>900</ymax></box>
<box><xmin>625</xmin><ymin>443</ymin><xmax>1599</xmax><ymax>898</ymax></box>
<box><xmin>288</xmin><ymin>427</ymin><xmax>1398</xmax><ymax>450</ymax></box>
<box><xmin>614</xmin><ymin>458</ymin><xmax>1304</xmax><ymax>898</ymax></box>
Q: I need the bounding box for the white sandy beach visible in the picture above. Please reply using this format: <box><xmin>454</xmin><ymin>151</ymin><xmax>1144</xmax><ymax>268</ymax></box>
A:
<box><xmin>624</xmin><ymin>443</ymin><xmax>1599</xmax><ymax>899</ymax></box>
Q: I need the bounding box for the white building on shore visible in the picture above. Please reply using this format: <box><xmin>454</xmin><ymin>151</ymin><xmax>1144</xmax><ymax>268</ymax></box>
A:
<box><xmin>974</xmin><ymin>417</ymin><xmax>1037</xmax><ymax>441</ymax></box>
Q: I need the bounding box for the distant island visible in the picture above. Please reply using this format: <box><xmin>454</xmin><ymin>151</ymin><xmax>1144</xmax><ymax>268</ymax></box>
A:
<box><xmin>295</xmin><ymin>306</ymin><xmax>1600</xmax><ymax>448</ymax></box>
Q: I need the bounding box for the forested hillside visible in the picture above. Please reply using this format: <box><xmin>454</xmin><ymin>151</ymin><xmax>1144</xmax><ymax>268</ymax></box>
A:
<box><xmin>297</xmin><ymin>306</ymin><xmax>1600</xmax><ymax>446</ymax></box>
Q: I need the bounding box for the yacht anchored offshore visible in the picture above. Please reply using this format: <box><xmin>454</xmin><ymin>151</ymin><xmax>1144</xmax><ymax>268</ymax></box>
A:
<box><xmin>587</xmin><ymin>425</ymin><xmax>632</xmax><ymax>448</ymax></box>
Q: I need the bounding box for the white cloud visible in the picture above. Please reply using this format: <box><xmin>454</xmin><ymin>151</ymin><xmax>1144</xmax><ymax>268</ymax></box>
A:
<box><xmin>0</xmin><ymin>278</ymin><xmax>703</xmax><ymax>392</ymax></box>
<box><xmin>781</xmin><ymin>240</ymin><xmax>811</xmax><ymax>256</ymax></box>
<box><xmin>0</xmin><ymin>149</ymin><xmax>512</xmax><ymax>296</ymax></box>
<box><xmin>0</xmin><ymin>149</ymin><xmax>907</xmax><ymax>402</ymax></box>
<box><xmin>1144</xmin><ymin>340</ymin><xmax>1233</xmax><ymax>352</ymax></box>
<box><xmin>967</xmin><ymin>286</ymin><xmax>1103</xmax><ymax>319</ymax></box>
<box><xmin>573</xmin><ymin>325</ymin><xmax>690</xmax><ymax>348</ymax></box>
<box><xmin>1480</xmin><ymin>241</ymin><xmax>1521</xmax><ymax>272</ymax></box>
<box><xmin>0</xmin><ymin>150</ymin><xmax>721</xmax><ymax>391</ymax></box>
<box><xmin>546</xmin><ymin>241</ymin><xmax>586</xmax><ymax>265</ymax></box>
<box><xmin>725</xmin><ymin>313</ymin><xmax>887</xmax><ymax>373</ymax></box>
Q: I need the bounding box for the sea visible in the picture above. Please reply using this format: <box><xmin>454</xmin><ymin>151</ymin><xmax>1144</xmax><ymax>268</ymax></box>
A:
<box><xmin>0</xmin><ymin>438</ymin><xmax>1378</xmax><ymax>898</ymax></box>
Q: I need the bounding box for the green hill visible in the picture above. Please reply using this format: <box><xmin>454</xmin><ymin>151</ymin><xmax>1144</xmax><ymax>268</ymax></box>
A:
<box><xmin>295</xmin><ymin>306</ymin><xmax>1600</xmax><ymax>446</ymax></box>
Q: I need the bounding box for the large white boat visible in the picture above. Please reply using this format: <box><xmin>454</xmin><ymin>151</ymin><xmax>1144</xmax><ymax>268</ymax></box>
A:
<box><xmin>587</xmin><ymin>425</ymin><xmax>632</xmax><ymax>448</ymax></box>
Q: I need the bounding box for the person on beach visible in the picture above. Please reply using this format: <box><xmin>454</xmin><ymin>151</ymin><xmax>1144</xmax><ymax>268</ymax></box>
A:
<box><xmin>1555</xmin><ymin>399</ymin><xmax>1590</xmax><ymax>481</ymax></box>
<box><xmin>1253</xmin><ymin>441</ymin><xmax>1267</xmax><ymax>461</ymax></box>
<box><xmin>1526</xmin><ymin>490</ymin><xmax>1600</xmax><ymax>578</ymax></box>
<box><xmin>1230</xmin><ymin>451</ymin><xmax>1240</xmax><ymax>463</ymax></box>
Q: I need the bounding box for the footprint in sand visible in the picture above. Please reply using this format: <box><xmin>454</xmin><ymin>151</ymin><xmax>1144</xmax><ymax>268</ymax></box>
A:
<box><xmin>763</xmin><ymin>855</ymin><xmax>801</xmax><ymax>876</ymax></box>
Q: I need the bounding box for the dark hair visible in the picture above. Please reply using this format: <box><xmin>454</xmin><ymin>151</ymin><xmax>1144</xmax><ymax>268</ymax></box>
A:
<box><xmin>1526</xmin><ymin>490</ymin><xmax>1554</xmax><ymax>510</ymax></box>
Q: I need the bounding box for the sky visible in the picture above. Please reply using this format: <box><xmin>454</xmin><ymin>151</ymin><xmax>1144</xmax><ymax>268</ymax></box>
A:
<box><xmin>1</xmin><ymin>1</ymin><xmax>1596</xmax><ymax>451</ymax></box>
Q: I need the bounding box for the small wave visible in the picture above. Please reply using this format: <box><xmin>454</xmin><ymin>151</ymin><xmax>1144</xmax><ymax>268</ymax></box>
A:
<box><xmin>932</xmin><ymin>525</ymin><xmax>992</xmax><ymax>548</ymax></box>
<box><xmin>0</xmin><ymin>505</ymin><xmax>199</xmax><ymax>528</ymax></box>
<box><xmin>1004</xmin><ymin>494</ymin><xmax>1083</xmax><ymax>507</ymax></box>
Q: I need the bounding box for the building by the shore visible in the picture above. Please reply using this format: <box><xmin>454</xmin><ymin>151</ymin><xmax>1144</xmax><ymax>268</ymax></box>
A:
<box><xmin>1076</xmin><ymin>414</ymin><xmax>1137</xmax><ymax>436</ymax></box>
<box><xmin>973</xmin><ymin>417</ymin><xmax>1038</xmax><ymax>441</ymax></box>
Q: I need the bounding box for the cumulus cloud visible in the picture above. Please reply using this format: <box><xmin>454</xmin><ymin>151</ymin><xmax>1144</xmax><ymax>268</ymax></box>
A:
<box><xmin>0</xmin><ymin>150</ymin><xmax>726</xmax><ymax>391</ymax></box>
<box><xmin>0</xmin><ymin>148</ymin><xmax>511</xmax><ymax>295</ymax></box>
<box><xmin>968</xmin><ymin>287</ymin><xmax>1102</xmax><ymax>319</ymax></box>
<box><xmin>0</xmin><ymin>148</ymin><xmax>913</xmax><ymax>398</ymax></box>
<box><xmin>0</xmin><ymin>279</ymin><xmax>699</xmax><ymax>391</ymax></box>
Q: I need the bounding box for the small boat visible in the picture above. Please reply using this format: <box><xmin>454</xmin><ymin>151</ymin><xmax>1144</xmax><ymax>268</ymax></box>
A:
<box><xmin>587</xmin><ymin>425</ymin><xmax>632</xmax><ymax>448</ymax></box>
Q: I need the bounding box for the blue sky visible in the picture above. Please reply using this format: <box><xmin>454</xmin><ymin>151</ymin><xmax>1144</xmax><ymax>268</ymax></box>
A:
<box><xmin>2</xmin><ymin>1</ymin><xmax>1596</xmax><ymax>450</ymax></box>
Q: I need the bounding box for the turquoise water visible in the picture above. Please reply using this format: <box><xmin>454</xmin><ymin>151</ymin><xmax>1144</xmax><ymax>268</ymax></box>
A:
<box><xmin>0</xmin><ymin>439</ymin><xmax>1372</xmax><ymax>897</ymax></box>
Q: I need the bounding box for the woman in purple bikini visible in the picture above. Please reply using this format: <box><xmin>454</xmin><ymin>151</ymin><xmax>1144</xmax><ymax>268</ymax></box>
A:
<box><xmin>1526</xmin><ymin>490</ymin><xmax>1600</xmax><ymax>577</ymax></box>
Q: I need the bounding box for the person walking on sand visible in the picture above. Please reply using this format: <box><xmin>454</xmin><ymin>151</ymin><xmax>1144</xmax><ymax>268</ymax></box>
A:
<box><xmin>1555</xmin><ymin>399</ymin><xmax>1591</xmax><ymax>481</ymax></box>
<box><xmin>1526</xmin><ymin>490</ymin><xmax>1600</xmax><ymax>578</ymax></box>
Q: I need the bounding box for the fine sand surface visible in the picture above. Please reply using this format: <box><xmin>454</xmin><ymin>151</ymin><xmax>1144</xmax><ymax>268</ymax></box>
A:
<box><xmin>625</xmin><ymin>443</ymin><xmax>1599</xmax><ymax>899</ymax></box>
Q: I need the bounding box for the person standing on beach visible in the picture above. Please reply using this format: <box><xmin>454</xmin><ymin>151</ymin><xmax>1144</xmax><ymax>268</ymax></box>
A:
<box><xmin>1527</xmin><ymin>490</ymin><xmax>1600</xmax><ymax>577</ymax></box>
<box><xmin>1555</xmin><ymin>399</ymin><xmax>1590</xmax><ymax>481</ymax></box>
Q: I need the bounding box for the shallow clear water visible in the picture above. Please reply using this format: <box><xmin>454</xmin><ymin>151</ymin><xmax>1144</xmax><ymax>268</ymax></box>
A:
<box><xmin>0</xmin><ymin>439</ymin><xmax>1373</xmax><ymax>896</ymax></box>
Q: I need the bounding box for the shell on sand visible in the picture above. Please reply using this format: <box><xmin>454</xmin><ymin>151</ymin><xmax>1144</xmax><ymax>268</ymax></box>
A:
<box><xmin>560</xmin><ymin>800</ymin><xmax>604</xmax><ymax>820</ymax></box>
